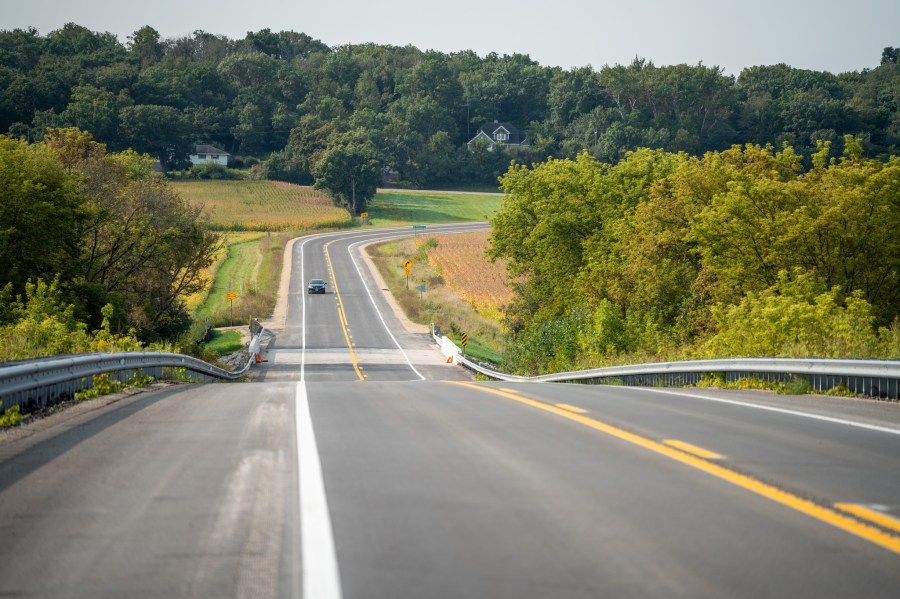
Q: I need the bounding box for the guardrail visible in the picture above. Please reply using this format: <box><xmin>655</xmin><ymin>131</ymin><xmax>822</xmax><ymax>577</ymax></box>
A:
<box><xmin>0</xmin><ymin>319</ymin><xmax>270</xmax><ymax>415</ymax></box>
<box><xmin>432</xmin><ymin>326</ymin><xmax>900</xmax><ymax>399</ymax></box>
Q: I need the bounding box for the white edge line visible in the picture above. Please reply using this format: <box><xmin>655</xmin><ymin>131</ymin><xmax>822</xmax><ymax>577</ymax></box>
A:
<box><xmin>291</xmin><ymin>223</ymin><xmax>486</xmax><ymax>383</ymax></box>
<box><xmin>347</xmin><ymin>238</ymin><xmax>426</xmax><ymax>380</ymax></box>
<box><xmin>617</xmin><ymin>386</ymin><xmax>900</xmax><ymax>436</ymax></box>
<box><xmin>300</xmin><ymin>237</ymin><xmax>307</xmax><ymax>382</ymax></box>
<box><xmin>296</xmin><ymin>381</ymin><xmax>343</xmax><ymax>599</ymax></box>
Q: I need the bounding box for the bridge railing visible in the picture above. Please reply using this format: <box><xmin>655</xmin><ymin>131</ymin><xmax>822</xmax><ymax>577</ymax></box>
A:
<box><xmin>432</xmin><ymin>325</ymin><xmax>900</xmax><ymax>399</ymax></box>
<box><xmin>0</xmin><ymin>319</ymin><xmax>269</xmax><ymax>415</ymax></box>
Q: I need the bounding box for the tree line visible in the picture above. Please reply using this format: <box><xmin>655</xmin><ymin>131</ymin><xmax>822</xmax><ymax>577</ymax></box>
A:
<box><xmin>489</xmin><ymin>139</ymin><xmax>900</xmax><ymax>374</ymax></box>
<box><xmin>2</xmin><ymin>24</ymin><xmax>899</xmax><ymax>195</ymax></box>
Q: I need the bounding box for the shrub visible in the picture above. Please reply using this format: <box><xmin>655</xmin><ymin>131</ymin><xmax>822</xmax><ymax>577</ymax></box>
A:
<box><xmin>0</xmin><ymin>403</ymin><xmax>23</xmax><ymax>427</ymax></box>
<box><xmin>191</xmin><ymin>162</ymin><xmax>241</xmax><ymax>180</ymax></box>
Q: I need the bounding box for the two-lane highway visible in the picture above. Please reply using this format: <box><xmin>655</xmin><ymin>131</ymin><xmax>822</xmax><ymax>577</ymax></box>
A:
<box><xmin>2</xmin><ymin>226</ymin><xmax>900</xmax><ymax>598</ymax></box>
<box><xmin>257</xmin><ymin>224</ymin><xmax>486</xmax><ymax>383</ymax></box>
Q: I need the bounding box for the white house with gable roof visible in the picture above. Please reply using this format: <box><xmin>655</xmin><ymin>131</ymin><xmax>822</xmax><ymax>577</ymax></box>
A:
<box><xmin>189</xmin><ymin>144</ymin><xmax>230</xmax><ymax>166</ymax></box>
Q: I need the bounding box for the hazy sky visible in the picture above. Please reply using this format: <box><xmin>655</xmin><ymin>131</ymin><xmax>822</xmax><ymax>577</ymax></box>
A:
<box><xmin>3</xmin><ymin>0</ymin><xmax>898</xmax><ymax>75</ymax></box>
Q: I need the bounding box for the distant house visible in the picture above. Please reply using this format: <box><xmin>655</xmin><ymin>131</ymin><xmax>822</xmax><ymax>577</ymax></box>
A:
<box><xmin>189</xmin><ymin>144</ymin><xmax>230</xmax><ymax>166</ymax></box>
<box><xmin>466</xmin><ymin>121</ymin><xmax>527</xmax><ymax>152</ymax></box>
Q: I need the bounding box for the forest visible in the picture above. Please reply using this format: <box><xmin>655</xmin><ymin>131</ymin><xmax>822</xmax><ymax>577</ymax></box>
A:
<box><xmin>1</xmin><ymin>24</ymin><xmax>899</xmax><ymax>190</ymax></box>
<box><xmin>490</xmin><ymin>140</ymin><xmax>900</xmax><ymax>373</ymax></box>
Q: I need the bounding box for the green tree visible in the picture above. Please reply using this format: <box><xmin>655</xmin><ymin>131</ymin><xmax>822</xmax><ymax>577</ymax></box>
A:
<box><xmin>313</xmin><ymin>135</ymin><xmax>381</xmax><ymax>214</ymax></box>
<box><xmin>119</xmin><ymin>104</ymin><xmax>190</xmax><ymax>168</ymax></box>
<box><xmin>0</xmin><ymin>135</ymin><xmax>87</xmax><ymax>295</ymax></box>
<box><xmin>127</xmin><ymin>25</ymin><xmax>164</xmax><ymax>68</ymax></box>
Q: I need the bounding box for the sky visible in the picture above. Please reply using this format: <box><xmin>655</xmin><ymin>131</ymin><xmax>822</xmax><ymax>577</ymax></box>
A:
<box><xmin>2</xmin><ymin>0</ymin><xmax>898</xmax><ymax>76</ymax></box>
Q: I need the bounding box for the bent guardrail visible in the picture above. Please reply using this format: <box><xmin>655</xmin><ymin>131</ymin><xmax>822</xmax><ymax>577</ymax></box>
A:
<box><xmin>432</xmin><ymin>325</ymin><xmax>900</xmax><ymax>399</ymax></box>
<box><xmin>0</xmin><ymin>318</ymin><xmax>270</xmax><ymax>415</ymax></box>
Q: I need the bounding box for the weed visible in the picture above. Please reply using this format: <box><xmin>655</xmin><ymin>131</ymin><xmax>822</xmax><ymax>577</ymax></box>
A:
<box><xmin>0</xmin><ymin>403</ymin><xmax>23</xmax><ymax>428</ymax></box>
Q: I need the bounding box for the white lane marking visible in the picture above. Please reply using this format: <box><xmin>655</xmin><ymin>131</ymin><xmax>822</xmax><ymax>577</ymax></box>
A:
<box><xmin>295</xmin><ymin>224</ymin><xmax>486</xmax><ymax>382</ymax></box>
<box><xmin>619</xmin><ymin>387</ymin><xmax>900</xmax><ymax>436</ymax></box>
<box><xmin>347</xmin><ymin>238</ymin><xmax>428</xmax><ymax>381</ymax></box>
<box><xmin>300</xmin><ymin>237</ymin><xmax>308</xmax><ymax>382</ymax></box>
<box><xmin>295</xmin><ymin>382</ymin><xmax>343</xmax><ymax>599</ymax></box>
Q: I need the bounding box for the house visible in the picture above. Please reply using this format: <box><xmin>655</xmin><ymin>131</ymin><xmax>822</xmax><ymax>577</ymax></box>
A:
<box><xmin>189</xmin><ymin>144</ymin><xmax>230</xmax><ymax>166</ymax></box>
<box><xmin>466</xmin><ymin>121</ymin><xmax>527</xmax><ymax>152</ymax></box>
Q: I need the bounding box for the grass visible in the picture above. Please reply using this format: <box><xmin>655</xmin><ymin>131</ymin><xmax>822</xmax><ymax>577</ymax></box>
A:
<box><xmin>175</xmin><ymin>182</ymin><xmax>511</xmax><ymax>363</ymax></box>
<box><xmin>366</xmin><ymin>191</ymin><xmax>503</xmax><ymax>227</ymax></box>
<box><xmin>172</xmin><ymin>180</ymin><xmax>351</xmax><ymax>231</ymax></box>
<box><xmin>203</xmin><ymin>329</ymin><xmax>243</xmax><ymax>355</ymax></box>
<box><xmin>194</xmin><ymin>232</ymin><xmax>289</xmax><ymax>327</ymax></box>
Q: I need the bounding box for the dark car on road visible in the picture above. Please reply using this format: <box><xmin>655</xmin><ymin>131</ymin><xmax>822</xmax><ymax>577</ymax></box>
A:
<box><xmin>307</xmin><ymin>278</ymin><xmax>327</xmax><ymax>294</ymax></box>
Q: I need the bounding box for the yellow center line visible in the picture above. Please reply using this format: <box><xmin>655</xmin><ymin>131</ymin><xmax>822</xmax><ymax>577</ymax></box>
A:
<box><xmin>323</xmin><ymin>240</ymin><xmax>365</xmax><ymax>381</ymax></box>
<box><xmin>835</xmin><ymin>504</ymin><xmax>900</xmax><ymax>534</ymax></box>
<box><xmin>450</xmin><ymin>382</ymin><xmax>900</xmax><ymax>556</ymax></box>
<box><xmin>663</xmin><ymin>440</ymin><xmax>722</xmax><ymax>460</ymax></box>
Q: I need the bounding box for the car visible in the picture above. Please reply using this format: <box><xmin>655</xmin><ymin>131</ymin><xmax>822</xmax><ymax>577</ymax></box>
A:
<box><xmin>307</xmin><ymin>278</ymin><xmax>327</xmax><ymax>294</ymax></box>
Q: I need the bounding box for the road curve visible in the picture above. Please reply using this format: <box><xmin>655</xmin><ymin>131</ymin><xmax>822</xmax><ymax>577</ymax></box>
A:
<box><xmin>2</xmin><ymin>226</ymin><xmax>900</xmax><ymax>598</ymax></box>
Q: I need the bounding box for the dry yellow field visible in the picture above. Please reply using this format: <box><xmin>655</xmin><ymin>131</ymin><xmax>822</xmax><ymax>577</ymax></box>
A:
<box><xmin>172</xmin><ymin>180</ymin><xmax>350</xmax><ymax>231</ymax></box>
<box><xmin>425</xmin><ymin>231</ymin><xmax>514</xmax><ymax>312</ymax></box>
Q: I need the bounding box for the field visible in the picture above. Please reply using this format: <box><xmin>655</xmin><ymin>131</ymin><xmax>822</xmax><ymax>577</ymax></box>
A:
<box><xmin>171</xmin><ymin>180</ymin><xmax>351</xmax><ymax>231</ymax></box>
<box><xmin>366</xmin><ymin>190</ymin><xmax>503</xmax><ymax>226</ymax></box>
<box><xmin>425</xmin><ymin>231</ymin><xmax>514</xmax><ymax>318</ymax></box>
<box><xmin>173</xmin><ymin>181</ymin><xmax>512</xmax><ymax>357</ymax></box>
<box><xmin>367</xmin><ymin>231</ymin><xmax>511</xmax><ymax>364</ymax></box>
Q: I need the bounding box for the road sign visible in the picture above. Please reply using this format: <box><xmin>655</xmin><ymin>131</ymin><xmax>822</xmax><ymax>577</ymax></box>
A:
<box><xmin>416</xmin><ymin>284</ymin><xmax>426</xmax><ymax>292</ymax></box>
<box><xmin>412</xmin><ymin>225</ymin><xmax>427</xmax><ymax>230</ymax></box>
<box><xmin>226</xmin><ymin>291</ymin><xmax>239</xmax><ymax>302</ymax></box>
<box><xmin>403</xmin><ymin>259</ymin><xmax>413</xmax><ymax>269</ymax></box>
<box><xmin>360</xmin><ymin>212</ymin><xmax>368</xmax><ymax>218</ymax></box>
<box><xmin>461</xmin><ymin>332</ymin><xmax>468</xmax><ymax>347</ymax></box>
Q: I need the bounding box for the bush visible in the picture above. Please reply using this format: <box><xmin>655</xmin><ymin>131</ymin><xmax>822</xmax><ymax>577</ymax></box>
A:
<box><xmin>0</xmin><ymin>403</ymin><xmax>23</xmax><ymax>427</ymax></box>
<box><xmin>190</xmin><ymin>162</ymin><xmax>241</xmax><ymax>180</ymax></box>
<box><xmin>703</xmin><ymin>270</ymin><xmax>881</xmax><ymax>359</ymax></box>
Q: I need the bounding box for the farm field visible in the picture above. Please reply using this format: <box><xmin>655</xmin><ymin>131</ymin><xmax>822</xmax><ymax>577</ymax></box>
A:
<box><xmin>171</xmin><ymin>180</ymin><xmax>351</xmax><ymax>231</ymax></box>
<box><xmin>367</xmin><ymin>190</ymin><xmax>503</xmax><ymax>226</ymax></box>
<box><xmin>425</xmin><ymin>231</ymin><xmax>514</xmax><ymax>318</ymax></box>
<box><xmin>367</xmin><ymin>230</ymin><xmax>510</xmax><ymax>364</ymax></box>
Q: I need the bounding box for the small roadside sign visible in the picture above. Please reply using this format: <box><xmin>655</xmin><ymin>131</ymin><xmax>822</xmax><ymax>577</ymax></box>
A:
<box><xmin>360</xmin><ymin>212</ymin><xmax>368</xmax><ymax>218</ymax></box>
<box><xmin>461</xmin><ymin>332</ymin><xmax>468</xmax><ymax>347</ymax></box>
<box><xmin>226</xmin><ymin>291</ymin><xmax>239</xmax><ymax>302</ymax></box>
<box><xmin>403</xmin><ymin>259</ymin><xmax>413</xmax><ymax>269</ymax></box>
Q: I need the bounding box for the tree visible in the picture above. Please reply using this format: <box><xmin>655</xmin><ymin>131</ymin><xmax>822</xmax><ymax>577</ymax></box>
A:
<box><xmin>42</xmin><ymin>128</ymin><xmax>221</xmax><ymax>339</ymax></box>
<box><xmin>313</xmin><ymin>136</ymin><xmax>381</xmax><ymax>214</ymax></box>
<box><xmin>127</xmin><ymin>26</ymin><xmax>164</xmax><ymax>68</ymax></box>
<box><xmin>58</xmin><ymin>85</ymin><xmax>121</xmax><ymax>143</ymax></box>
<box><xmin>118</xmin><ymin>104</ymin><xmax>190</xmax><ymax>168</ymax></box>
<box><xmin>0</xmin><ymin>135</ymin><xmax>87</xmax><ymax>296</ymax></box>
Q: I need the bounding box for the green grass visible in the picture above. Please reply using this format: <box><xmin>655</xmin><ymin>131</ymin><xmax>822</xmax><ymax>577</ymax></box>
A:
<box><xmin>194</xmin><ymin>233</ymin><xmax>288</xmax><ymax>327</ymax></box>
<box><xmin>454</xmin><ymin>336</ymin><xmax>503</xmax><ymax>364</ymax></box>
<box><xmin>367</xmin><ymin>191</ymin><xmax>503</xmax><ymax>226</ymax></box>
<box><xmin>203</xmin><ymin>329</ymin><xmax>243</xmax><ymax>355</ymax></box>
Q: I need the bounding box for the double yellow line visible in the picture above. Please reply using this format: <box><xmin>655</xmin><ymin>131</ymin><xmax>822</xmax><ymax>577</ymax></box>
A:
<box><xmin>323</xmin><ymin>240</ymin><xmax>365</xmax><ymax>381</ymax></box>
<box><xmin>454</xmin><ymin>382</ymin><xmax>900</xmax><ymax>555</ymax></box>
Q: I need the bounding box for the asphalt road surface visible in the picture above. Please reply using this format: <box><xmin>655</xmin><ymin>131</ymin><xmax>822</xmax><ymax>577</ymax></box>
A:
<box><xmin>1</xmin><ymin>226</ymin><xmax>899</xmax><ymax>598</ymax></box>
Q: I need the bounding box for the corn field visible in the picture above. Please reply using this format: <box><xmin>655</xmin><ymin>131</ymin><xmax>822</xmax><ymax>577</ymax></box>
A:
<box><xmin>425</xmin><ymin>231</ymin><xmax>514</xmax><ymax>312</ymax></box>
<box><xmin>172</xmin><ymin>180</ymin><xmax>351</xmax><ymax>231</ymax></box>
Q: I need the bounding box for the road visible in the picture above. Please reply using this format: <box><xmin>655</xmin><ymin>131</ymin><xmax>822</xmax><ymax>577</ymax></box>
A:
<box><xmin>1</xmin><ymin>226</ymin><xmax>899</xmax><ymax>598</ymax></box>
